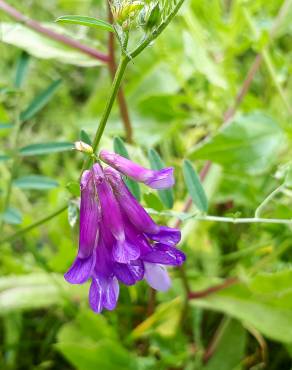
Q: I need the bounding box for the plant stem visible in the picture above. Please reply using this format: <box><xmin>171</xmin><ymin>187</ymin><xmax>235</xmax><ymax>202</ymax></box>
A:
<box><xmin>0</xmin><ymin>104</ymin><xmax>22</xmax><ymax>232</ymax></box>
<box><xmin>188</xmin><ymin>277</ymin><xmax>238</xmax><ymax>300</ymax></box>
<box><xmin>0</xmin><ymin>0</ymin><xmax>109</xmax><ymax>63</ymax></box>
<box><xmin>0</xmin><ymin>204</ymin><xmax>67</xmax><ymax>244</ymax></box>
<box><xmin>255</xmin><ymin>185</ymin><xmax>284</xmax><ymax>218</ymax></box>
<box><xmin>191</xmin><ymin>214</ymin><xmax>292</xmax><ymax>225</ymax></box>
<box><xmin>82</xmin><ymin>55</ymin><xmax>129</xmax><ymax>171</ymax></box>
<box><xmin>107</xmin><ymin>2</ymin><xmax>133</xmax><ymax>143</ymax></box>
<box><xmin>129</xmin><ymin>0</ymin><xmax>185</xmax><ymax>59</ymax></box>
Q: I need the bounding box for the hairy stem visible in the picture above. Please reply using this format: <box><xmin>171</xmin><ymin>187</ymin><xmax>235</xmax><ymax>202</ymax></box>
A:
<box><xmin>0</xmin><ymin>0</ymin><xmax>109</xmax><ymax>63</ymax></box>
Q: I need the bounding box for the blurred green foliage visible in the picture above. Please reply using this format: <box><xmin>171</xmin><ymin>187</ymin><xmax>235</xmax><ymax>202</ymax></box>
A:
<box><xmin>0</xmin><ymin>0</ymin><xmax>292</xmax><ymax>369</ymax></box>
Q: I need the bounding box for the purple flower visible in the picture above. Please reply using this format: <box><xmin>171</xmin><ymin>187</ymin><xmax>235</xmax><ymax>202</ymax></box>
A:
<box><xmin>99</xmin><ymin>149</ymin><xmax>174</xmax><ymax>189</ymax></box>
<box><xmin>65</xmin><ymin>157</ymin><xmax>185</xmax><ymax>313</ymax></box>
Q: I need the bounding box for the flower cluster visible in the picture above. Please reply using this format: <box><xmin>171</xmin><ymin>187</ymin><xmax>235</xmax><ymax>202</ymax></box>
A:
<box><xmin>65</xmin><ymin>150</ymin><xmax>185</xmax><ymax>313</ymax></box>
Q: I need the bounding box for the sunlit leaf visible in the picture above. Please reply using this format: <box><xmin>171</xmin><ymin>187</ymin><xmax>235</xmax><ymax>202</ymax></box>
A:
<box><xmin>0</xmin><ymin>23</ymin><xmax>104</xmax><ymax>67</ymax></box>
<box><xmin>56</xmin><ymin>15</ymin><xmax>114</xmax><ymax>32</ymax></box>
<box><xmin>189</xmin><ymin>113</ymin><xmax>285</xmax><ymax>174</ymax></box>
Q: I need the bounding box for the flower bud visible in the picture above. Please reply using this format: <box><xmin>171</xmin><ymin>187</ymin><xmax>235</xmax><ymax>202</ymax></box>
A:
<box><xmin>74</xmin><ymin>141</ymin><xmax>93</xmax><ymax>154</ymax></box>
<box><xmin>111</xmin><ymin>0</ymin><xmax>144</xmax><ymax>26</ymax></box>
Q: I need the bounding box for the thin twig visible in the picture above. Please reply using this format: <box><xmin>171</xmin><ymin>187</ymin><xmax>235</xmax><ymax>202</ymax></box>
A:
<box><xmin>0</xmin><ymin>0</ymin><xmax>109</xmax><ymax>63</ymax></box>
<box><xmin>188</xmin><ymin>277</ymin><xmax>238</xmax><ymax>300</ymax></box>
<box><xmin>107</xmin><ymin>2</ymin><xmax>133</xmax><ymax>143</ymax></box>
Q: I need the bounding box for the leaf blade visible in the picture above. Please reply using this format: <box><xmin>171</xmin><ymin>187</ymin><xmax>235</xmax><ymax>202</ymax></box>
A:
<box><xmin>13</xmin><ymin>175</ymin><xmax>59</xmax><ymax>190</ymax></box>
<box><xmin>20</xmin><ymin>79</ymin><xmax>61</xmax><ymax>122</ymax></box>
<box><xmin>19</xmin><ymin>142</ymin><xmax>74</xmax><ymax>156</ymax></box>
<box><xmin>56</xmin><ymin>15</ymin><xmax>114</xmax><ymax>32</ymax></box>
<box><xmin>183</xmin><ymin>159</ymin><xmax>208</xmax><ymax>212</ymax></box>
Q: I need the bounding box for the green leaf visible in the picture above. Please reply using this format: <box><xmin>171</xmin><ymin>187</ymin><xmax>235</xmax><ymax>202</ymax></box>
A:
<box><xmin>148</xmin><ymin>149</ymin><xmax>174</xmax><ymax>208</ymax></box>
<box><xmin>0</xmin><ymin>273</ymin><xmax>85</xmax><ymax>314</ymax></box>
<box><xmin>19</xmin><ymin>142</ymin><xmax>74</xmax><ymax>156</ymax></box>
<box><xmin>113</xmin><ymin>137</ymin><xmax>141</xmax><ymax>201</ymax></box>
<box><xmin>13</xmin><ymin>175</ymin><xmax>59</xmax><ymax>190</ymax></box>
<box><xmin>1</xmin><ymin>23</ymin><xmax>105</xmax><ymax>67</ymax></box>
<box><xmin>2</xmin><ymin>207</ymin><xmax>22</xmax><ymax>225</ymax></box>
<box><xmin>131</xmin><ymin>297</ymin><xmax>183</xmax><ymax>339</ymax></box>
<box><xmin>0</xmin><ymin>123</ymin><xmax>13</xmax><ymax>129</ymax></box>
<box><xmin>190</xmin><ymin>270</ymin><xmax>292</xmax><ymax>343</ymax></box>
<box><xmin>183</xmin><ymin>159</ymin><xmax>208</xmax><ymax>212</ymax></box>
<box><xmin>56</xmin><ymin>340</ymin><xmax>137</xmax><ymax>370</ymax></box>
<box><xmin>203</xmin><ymin>319</ymin><xmax>247</xmax><ymax>370</ymax></box>
<box><xmin>56</xmin><ymin>15</ymin><xmax>114</xmax><ymax>32</ymax></box>
<box><xmin>80</xmin><ymin>129</ymin><xmax>92</xmax><ymax>146</ymax></box>
<box><xmin>189</xmin><ymin>113</ymin><xmax>285</xmax><ymax>174</ymax></box>
<box><xmin>20</xmin><ymin>79</ymin><xmax>61</xmax><ymax>121</ymax></box>
<box><xmin>14</xmin><ymin>51</ymin><xmax>30</xmax><ymax>88</ymax></box>
<box><xmin>66</xmin><ymin>181</ymin><xmax>81</xmax><ymax>197</ymax></box>
<box><xmin>0</xmin><ymin>154</ymin><xmax>10</xmax><ymax>162</ymax></box>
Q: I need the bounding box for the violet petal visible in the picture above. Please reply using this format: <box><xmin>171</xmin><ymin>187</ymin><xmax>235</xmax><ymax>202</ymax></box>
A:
<box><xmin>144</xmin><ymin>262</ymin><xmax>171</xmax><ymax>291</ymax></box>
<box><xmin>142</xmin><ymin>243</ymin><xmax>186</xmax><ymax>266</ymax></box>
<box><xmin>78</xmin><ymin>171</ymin><xmax>100</xmax><ymax>259</ymax></box>
<box><xmin>147</xmin><ymin>226</ymin><xmax>181</xmax><ymax>246</ymax></box>
<box><xmin>106</xmin><ymin>167</ymin><xmax>159</xmax><ymax>234</ymax></box>
<box><xmin>114</xmin><ymin>259</ymin><xmax>144</xmax><ymax>285</ymax></box>
<box><xmin>112</xmin><ymin>240</ymin><xmax>140</xmax><ymax>264</ymax></box>
<box><xmin>64</xmin><ymin>252</ymin><xmax>96</xmax><ymax>284</ymax></box>
<box><xmin>100</xmin><ymin>150</ymin><xmax>174</xmax><ymax>189</ymax></box>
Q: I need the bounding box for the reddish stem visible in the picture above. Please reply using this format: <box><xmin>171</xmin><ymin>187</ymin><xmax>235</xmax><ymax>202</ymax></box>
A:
<box><xmin>188</xmin><ymin>277</ymin><xmax>238</xmax><ymax>300</ymax></box>
<box><xmin>0</xmin><ymin>0</ymin><xmax>109</xmax><ymax>63</ymax></box>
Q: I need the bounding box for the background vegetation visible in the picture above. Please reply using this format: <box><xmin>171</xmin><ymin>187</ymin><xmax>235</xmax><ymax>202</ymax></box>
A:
<box><xmin>0</xmin><ymin>0</ymin><xmax>292</xmax><ymax>369</ymax></box>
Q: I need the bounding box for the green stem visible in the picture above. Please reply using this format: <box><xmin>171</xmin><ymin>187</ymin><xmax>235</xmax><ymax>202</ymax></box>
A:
<box><xmin>0</xmin><ymin>204</ymin><xmax>67</xmax><ymax>244</ymax></box>
<box><xmin>0</xmin><ymin>105</ymin><xmax>22</xmax><ymax>232</ymax></box>
<box><xmin>192</xmin><ymin>215</ymin><xmax>292</xmax><ymax>225</ymax></box>
<box><xmin>255</xmin><ymin>185</ymin><xmax>284</xmax><ymax>218</ymax></box>
<box><xmin>129</xmin><ymin>0</ymin><xmax>185</xmax><ymax>59</ymax></box>
<box><xmin>82</xmin><ymin>55</ymin><xmax>129</xmax><ymax>172</ymax></box>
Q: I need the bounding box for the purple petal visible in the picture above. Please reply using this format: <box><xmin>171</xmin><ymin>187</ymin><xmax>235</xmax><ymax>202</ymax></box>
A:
<box><xmin>100</xmin><ymin>150</ymin><xmax>174</xmax><ymax>189</ymax></box>
<box><xmin>144</xmin><ymin>262</ymin><xmax>171</xmax><ymax>291</ymax></box>
<box><xmin>103</xmin><ymin>277</ymin><xmax>119</xmax><ymax>311</ymax></box>
<box><xmin>64</xmin><ymin>253</ymin><xmax>96</xmax><ymax>284</ymax></box>
<box><xmin>114</xmin><ymin>259</ymin><xmax>144</xmax><ymax>285</ymax></box>
<box><xmin>147</xmin><ymin>226</ymin><xmax>181</xmax><ymax>246</ymax></box>
<box><xmin>89</xmin><ymin>277</ymin><xmax>104</xmax><ymax>313</ymax></box>
<box><xmin>78</xmin><ymin>171</ymin><xmax>100</xmax><ymax>259</ymax></box>
<box><xmin>89</xmin><ymin>275</ymin><xmax>119</xmax><ymax>313</ymax></box>
<box><xmin>105</xmin><ymin>167</ymin><xmax>159</xmax><ymax>234</ymax></box>
<box><xmin>144</xmin><ymin>167</ymin><xmax>175</xmax><ymax>189</ymax></box>
<box><xmin>112</xmin><ymin>240</ymin><xmax>140</xmax><ymax>264</ymax></box>
<box><xmin>142</xmin><ymin>244</ymin><xmax>186</xmax><ymax>266</ymax></box>
<box><xmin>92</xmin><ymin>164</ymin><xmax>126</xmax><ymax>244</ymax></box>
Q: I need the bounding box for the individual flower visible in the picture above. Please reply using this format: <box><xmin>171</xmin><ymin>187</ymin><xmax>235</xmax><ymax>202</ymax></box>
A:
<box><xmin>65</xmin><ymin>153</ymin><xmax>185</xmax><ymax>313</ymax></box>
<box><xmin>99</xmin><ymin>149</ymin><xmax>174</xmax><ymax>189</ymax></box>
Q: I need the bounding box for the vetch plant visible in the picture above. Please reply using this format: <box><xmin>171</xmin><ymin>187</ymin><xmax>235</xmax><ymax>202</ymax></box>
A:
<box><xmin>65</xmin><ymin>158</ymin><xmax>184</xmax><ymax>313</ymax></box>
